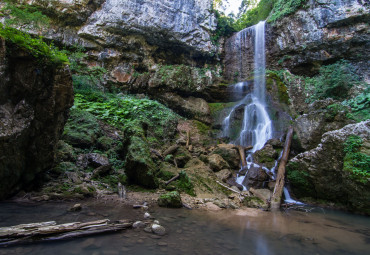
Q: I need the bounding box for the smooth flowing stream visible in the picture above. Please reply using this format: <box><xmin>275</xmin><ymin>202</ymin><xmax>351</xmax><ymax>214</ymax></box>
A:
<box><xmin>0</xmin><ymin>201</ymin><xmax>369</xmax><ymax>255</ymax></box>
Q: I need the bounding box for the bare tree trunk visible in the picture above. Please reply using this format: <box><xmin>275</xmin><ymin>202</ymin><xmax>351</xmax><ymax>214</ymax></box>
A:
<box><xmin>237</xmin><ymin>145</ymin><xmax>252</xmax><ymax>168</ymax></box>
<box><xmin>270</xmin><ymin>126</ymin><xmax>294</xmax><ymax>211</ymax></box>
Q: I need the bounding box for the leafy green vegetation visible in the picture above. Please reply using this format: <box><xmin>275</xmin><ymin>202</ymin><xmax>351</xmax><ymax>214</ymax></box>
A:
<box><xmin>286</xmin><ymin>162</ymin><xmax>315</xmax><ymax>198</ymax></box>
<box><xmin>304</xmin><ymin>60</ymin><xmax>361</xmax><ymax>101</ymax></box>
<box><xmin>73</xmin><ymin>91</ymin><xmax>180</xmax><ymax>141</ymax></box>
<box><xmin>0</xmin><ymin>24</ymin><xmax>69</xmax><ymax>65</ymax></box>
<box><xmin>1</xmin><ymin>0</ymin><xmax>49</xmax><ymax>30</ymax></box>
<box><xmin>233</xmin><ymin>0</ymin><xmax>275</xmax><ymax>30</ymax></box>
<box><xmin>211</xmin><ymin>10</ymin><xmax>236</xmax><ymax>45</ymax></box>
<box><xmin>176</xmin><ymin>171</ymin><xmax>196</xmax><ymax>196</ymax></box>
<box><xmin>343</xmin><ymin>136</ymin><xmax>370</xmax><ymax>183</ymax></box>
<box><xmin>268</xmin><ymin>0</ymin><xmax>308</xmax><ymax>23</ymax></box>
<box><xmin>342</xmin><ymin>91</ymin><xmax>370</xmax><ymax>122</ymax></box>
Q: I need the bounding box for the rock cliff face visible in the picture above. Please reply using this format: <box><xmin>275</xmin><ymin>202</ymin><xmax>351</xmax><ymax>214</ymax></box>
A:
<box><xmin>224</xmin><ymin>0</ymin><xmax>369</xmax><ymax>81</ymax></box>
<box><xmin>287</xmin><ymin>120</ymin><xmax>370</xmax><ymax>214</ymax></box>
<box><xmin>0</xmin><ymin>39</ymin><xmax>74</xmax><ymax>199</ymax></box>
<box><xmin>28</xmin><ymin>0</ymin><xmax>219</xmax><ymax>122</ymax></box>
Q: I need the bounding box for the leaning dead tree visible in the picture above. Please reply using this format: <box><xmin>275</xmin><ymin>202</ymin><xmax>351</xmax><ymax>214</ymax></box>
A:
<box><xmin>270</xmin><ymin>126</ymin><xmax>294</xmax><ymax>211</ymax></box>
<box><xmin>237</xmin><ymin>145</ymin><xmax>253</xmax><ymax>168</ymax></box>
<box><xmin>0</xmin><ymin>219</ymin><xmax>132</xmax><ymax>247</ymax></box>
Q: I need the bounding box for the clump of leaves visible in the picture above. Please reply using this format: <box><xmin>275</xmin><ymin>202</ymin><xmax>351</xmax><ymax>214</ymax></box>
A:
<box><xmin>343</xmin><ymin>135</ymin><xmax>370</xmax><ymax>183</ymax></box>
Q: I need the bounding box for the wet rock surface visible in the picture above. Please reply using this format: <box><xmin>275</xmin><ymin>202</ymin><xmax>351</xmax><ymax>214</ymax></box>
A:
<box><xmin>0</xmin><ymin>39</ymin><xmax>73</xmax><ymax>199</ymax></box>
<box><xmin>225</xmin><ymin>0</ymin><xmax>370</xmax><ymax>80</ymax></box>
<box><xmin>287</xmin><ymin>120</ymin><xmax>370</xmax><ymax>214</ymax></box>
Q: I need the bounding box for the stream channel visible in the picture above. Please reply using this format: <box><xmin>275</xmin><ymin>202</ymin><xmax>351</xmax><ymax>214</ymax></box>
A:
<box><xmin>0</xmin><ymin>200</ymin><xmax>369</xmax><ymax>255</ymax></box>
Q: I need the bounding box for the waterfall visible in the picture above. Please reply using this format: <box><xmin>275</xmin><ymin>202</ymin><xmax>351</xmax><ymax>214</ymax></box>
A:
<box><xmin>223</xmin><ymin>21</ymin><xmax>273</xmax><ymax>152</ymax></box>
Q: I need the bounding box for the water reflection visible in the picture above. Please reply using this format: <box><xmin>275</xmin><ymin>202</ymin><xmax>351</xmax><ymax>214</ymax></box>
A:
<box><xmin>0</xmin><ymin>201</ymin><xmax>369</xmax><ymax>255</ymax></box>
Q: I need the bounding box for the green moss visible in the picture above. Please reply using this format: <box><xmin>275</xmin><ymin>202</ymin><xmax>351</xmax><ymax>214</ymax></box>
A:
<box><xmin>52</xmin><ymin>162</ymin><xmax>78</xmax><ymax>175</ymax></box>
<box><xmin>0</xmin><ymin>24</ymin><xmax>68</xmax><ymax>65</ymax></box>
<box><xmin>194</xmin><ymin>120</ymin><xmax>211</xmax><ymax>135</ymax></box>
<box><xmin>175</xmin><ymin>171</ymin><xmax>196</xmax><ymax>196</ymax></box>
<box><xmin>124</xmin><ymin>136</ymin><xmax>159</xmax><ymax>188</ymax></box>
<box><xmin>268</xmin><ymin>0</ymin><xmax>308</xmax><ymax>23</ymax></box>
<box><xmin>158</xmin><ymin>191</ymin><xmax>182</xmax><ymax>208</ymax></box>
<box><xmin>342</xmin><ymin>91</ymin><xmax>370</xmax><ymax>122</ymax></box>
<box><xmin>63</xmin><ymin>108</ymin><xmax>101</xmax><ymax>148</ymax></box>
<box><xmin>343</xmin><ymin>136</ymin><xmax>370</xmax><ymax>183</ymax></box>
<box><xmin>286</xmin><ymin>162</ymin><xmax>316</xmax><ymax>198</ymax></box>
<box><xmin>266</xmin><ymin>72</ymin><xmax>290</xmax><ymax>105</ymax></box>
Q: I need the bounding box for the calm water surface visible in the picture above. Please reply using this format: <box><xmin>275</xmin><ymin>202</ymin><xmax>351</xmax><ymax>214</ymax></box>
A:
<box><xmin>0</xmin><ymin>200</ymin><xmax>368</xmax><ymax>255</ymax></box>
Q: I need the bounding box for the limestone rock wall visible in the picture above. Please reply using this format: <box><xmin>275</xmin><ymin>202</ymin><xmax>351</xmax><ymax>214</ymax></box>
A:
<box><xmin>224</xmin><ymin>0</ymin><xmax>370</xmax><ymax>81</ymax></box>
<box><xmin>287</xmin><ymin>120</ymin><xmax>370</xmax><ymax>214</ymax></box>
<box><xmin>0</xmin><ymin>38</ymin><xmax>74</xmax><ymax>199</ymax></box>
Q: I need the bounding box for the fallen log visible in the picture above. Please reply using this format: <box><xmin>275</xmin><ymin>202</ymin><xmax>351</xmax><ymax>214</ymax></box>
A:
<box><xmin>0</xmin><ymin>219</ymin><xmax>132</xmax><ymax>247</ymax></box>
<box><xmin>216</xmin><ymin>181</ymin><xmax>246</xmax><ymax>197</ymax></box>
<box><xmin>163</xmin><ymin>145</ymin><xmax>179</xmax><ymax>157</ymax></box>
<box><xmin>165</xmin><ymin>174</ymin><xmax>180</xmax><ymax>186</ymax></box>
<box><xmin>270</xmin><ymin>126</ymin><xmax>294</xmax><ymax>211</ymax></box>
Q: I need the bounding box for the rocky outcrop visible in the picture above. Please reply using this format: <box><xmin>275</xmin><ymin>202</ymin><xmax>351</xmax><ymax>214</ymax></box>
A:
<box><xmin>267</xmin><ymin>0</ymin><xmax>369</xmax><ymax>77</ymax></box>
<box><xmin>293</xmin><ymin>99</ymin><xmax>354</xmax><ymax>150</ymax></box>
<box><xmin>0</xmin><ymin>38</ymin><xmax>74</xmax><ymax>199</ymax></box>
<box><xmin>224</xmin><ymin>0</ymin><xmax>369</xmax><ymax>80</ymax></box>
<box><xmin>287</xmin><ymin>120</ymin><xmax>370</xmax><ymax>214</ymax></box>
<box><xmin>79</xmin><ymin>0</ymin><xmax>216</xmax><ymax>54</ymax></box>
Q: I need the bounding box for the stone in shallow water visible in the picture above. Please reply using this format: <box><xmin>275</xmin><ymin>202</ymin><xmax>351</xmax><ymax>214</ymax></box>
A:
<box><xmin>151</xmin><ymin>224</ymin><xmax>166</xmax><ymax>236</ymax></box>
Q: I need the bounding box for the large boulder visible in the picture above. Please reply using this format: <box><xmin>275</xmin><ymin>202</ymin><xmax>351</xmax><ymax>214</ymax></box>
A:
<box><xmin>124</xmin><ymin>136</ymin><xmax>159</xmax><ymax>188</ymax></box>
<box><xmin>287</xmin><ymin>120</ymin><xmax>370</xmax><ymax>214</ymax></box>
<box><xmin>158</xmin><ymin>191</ymin><xmax>182</xmax><ymax>208</ymax></box>
<box><xmin>242</xmin><ymin>166</ymin><xmax>269</xmax><ymax>189</ymax></box>
<box><xmin>293</xmin><ymin>99</ymin><xmax>354</xmax><ymax>151</ymax></box>
<box><xmin>253</xmin><ymin>144</ymin><xmax>279</xmax><ymax>169</ymax></box>
<box><xmin>0</xmin><ymin>38</ymin><xmax>74</xmax><ymax>199</ymax></box>
<box><xmin>211</xmin><ymin>144</ymin><xmax>240</xmax><ymax>169</ymax></box>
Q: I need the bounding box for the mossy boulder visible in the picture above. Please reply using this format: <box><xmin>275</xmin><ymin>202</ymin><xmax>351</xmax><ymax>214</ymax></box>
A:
<box><xmin>207</xmin><ymin>154</ymin><xmax>230</xmax><ymax>172</ymax></box>
<box><xmin>55</xmin><ymin>140</ymin><xmax>76</xmax><ymax>163</ymax></box>
<box><xmin>174</xmin><ymin>147</ymin><xmax>192</xmax><ymax>168</ymax></box>
<box><xmin>62</xmin><ymin>109</ymin><xmax>101</xmax><ymax>148</ymax></box>
<box><xmin>211</xmin><ymin>144</ymin><xmax>240</xmax><ymax>169</ymax></box>
<box><xmin>253</xmin><ymin>144</ymin><xmax>279</xmax><ymax>169</ymax></box>
<box><xmin>157</xmin><ymin>191</ymin><xmax>182</xmax><ymax>208</ymax></box>
<box><xmin>287</xmin><ymin>121</ymin><xmax>370</xmax><ymax>214</ymax></box>
<box><xmin>125</xmin><ymin>136</ymin><xmax>159</xmax><ymax>188</ymax></box>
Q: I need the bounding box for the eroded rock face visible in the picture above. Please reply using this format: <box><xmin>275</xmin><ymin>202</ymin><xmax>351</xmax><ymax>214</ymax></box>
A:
<box><xmin>0</xmin><ymin>39</ymin><xmax>74</xmax><ymax>199</ymax></box>
<box><xmin>224</xmin><ymin>0</ymin><xmax>369</xmax><ymax>80</ymax></box>
<box><xmin>293</xmin><ymin>99</ymin><xmax>354</xmax><ymax>151</ymax></box>
<box><xmin>287</xmin><ymin>120</ymin><xmax>370</xmax><ymax>214</ymax></box>
<box><xmin>78</xmin><ymin>0</ymin><xmax>216</xmax><ymax>54</ymax></box>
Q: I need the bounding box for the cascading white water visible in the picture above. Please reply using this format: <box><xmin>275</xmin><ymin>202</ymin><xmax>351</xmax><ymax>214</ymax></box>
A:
<box><xmin>223</xmin><ymin>21</ymin><xmax>273</xmax><ymax>152</ymax></box>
